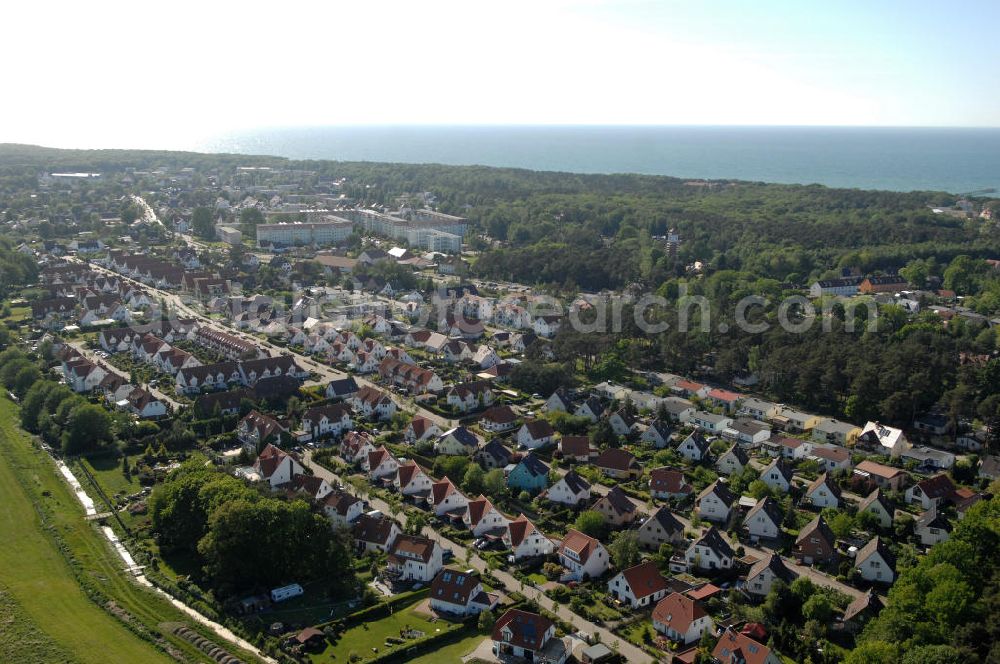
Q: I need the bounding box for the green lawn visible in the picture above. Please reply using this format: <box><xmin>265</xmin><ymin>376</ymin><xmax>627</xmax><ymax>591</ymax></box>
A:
<box><xmin>79</xmin><ymin>453</ymin><xmax>141</xmax><ymax>498</ymax></box>
<box><xmin>318</xmin><ymin>599</ymin><xmax>461</xmax><ymax>662</ymax></box>
<box><xmin>0</xmin><ymin>399</ymin><xmax>173</xmax><ymax>664</ymax></box>
<box><xmin>408</xmin><ymin>630</ymin><xmax>486</xmax><ymax>663</ymax></box>
<box><xmin>0</xmin><ymin>586</ymin><xmax>76</xmax><ymax>663</ymax></box>
<box><xmin>0</xmin><ymin>397</ymin><xmax>262</xmax><ymax>663</ymax></box>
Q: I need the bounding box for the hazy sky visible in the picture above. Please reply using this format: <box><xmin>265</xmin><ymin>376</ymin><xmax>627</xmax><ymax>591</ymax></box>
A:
<box><xmin>3</xmin><ymin>0</ymin><xmax>997</xmax><ymax>148</ymax></box>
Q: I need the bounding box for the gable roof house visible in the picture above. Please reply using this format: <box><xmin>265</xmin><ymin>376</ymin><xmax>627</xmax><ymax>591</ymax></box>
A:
<box><xmin>324</xmin><ymin>376</ymin><xmax>359</xmax><ymax>400</ymax></box>
<box><xmin>608</xmin><ymin>408</ymin><xmax>638</xmax><ymax>436</ymax></box>
<box><xmin>574</xmin><ymin>397</ymin><xmax>605</xmax><ymax>422</ymax></box>
<box><xmin>905</xmin><ymin>473</ymin><xmax>957</xmax><ymax>510</ymax></box>
<box><xmin>641</xmin><ymin>419</ymin><xmax>674</xmax><ymax>448</ymax></box>
<box><xmin>858</xmin><ymin>488</ymin><xmax>895</xmax><ymax>529</ymax></box>
<box><xmin>474</xmin><ymin>439</ymin><xmax>514</xmax><ymax>470</ymax></box>
<box><xmin>446</xmin><ymin>380</ymin><xmax>494</xmax><ymax>413</ymax></box>
<box><xmin>678</xmin><ymin>431</ymin><xmax>711</xmax><ymax>462</ymax></box>
<box><xmin>716</xmin><ymin>444</ymin><xmax>750</xmax><ymax>476</ymax></box>
<box><xmin>480</xmin><ymin>405</ymin><xmax>519</xmax><ymax>433</ymax></box>
<box><xmin>366</xmin><ymin>446</ymin><xmax>400</xmax><ymax>483</ymax></box>
<box><xmin>435</xmin><ymin>426</ymin><xmax>480</xmax><ymax>456</ymax></box>
<box><xmin>712</xmin><ymin>628</ymin><xmax>783</xmax><ymax>664</ymax></box>
<box><xmin>808</xmin><ymin>444</ymin><xmax>853</xmax><ymax>473</ymax></box>
<box><xmin>404</xmin><ymin>416</ymin><xmax>442</xmax><ymax>444</ymax></box>
<box><xmin>857</xmin><ymin>421</ymin><xmax>910</xmax><ymax>457</ymax></box>
<box><xmin>503</xmin><ymin>514</ymin><xmax>555</xmax><ymax>561</ymax></box>
<box><xmin>430</xmin><ymin>568</ymin><xmax>499</xmax><ymax>617</ymax></box>
<box><xmin>652</xmin><ymin>592</ymin><xmax>714</xmax><ymax>645</ymax></box>
<box><xmin>853</xmin><ymin>460</ymin><xmax>908</xmax><ymax>492</ymax></box>
<box><xmin>608</xmin><ymin>560</ymin><xmax>671</xmax><ymax>609</ymax></box>
<box><xmin>914</xmin><ymin>506</ymin><xmax>952</xmax><ymax>547</ymax></box>
<box><xmin>650</xmin><ymin>467</ymin><xmax>694</xmax><ymax>501</ymax></box>
<box><xmin>636</xmin><ymin>506</ymin><xmax>685</xmax><ymax>550</ymax></box>
<box><xmin>794</xmin><ymin>515</ymin><xmax>838</xmax><ymax>565</ymax></box>
<box><xmin>558</xmin><ymin>435</ymin><xmax>595</xmax><ymax>463</ymax></box>
<box><xmin>323</xmin><ymin>490</ymin><xmax>364</xmax><ymax>528</ymax></box>
<box><xmin>252</xmin><ymin>444</ymin><xmax>304</xmax><ymax>488</ymax></box>
<box><xmin>557</xmin><ymin>529</ymin><xmax>609</xmax><ymax>581</ymax></box>
<box><xmin>692</xmin><ymin>410</ymin><xmax>734</xmax><ymax>433</ymax></box>
<box><xmin>743</xmin><ymin>496</ymin><xmax>784</xmax><ymax>542</ymax></box>
<box><xmin>592</xmin><ymin>486</ymin><xmax>638</xmax><ymax>527</ymax></box>
<box><xmin>238</xmin><ymin>410</ymin><xmax>289</xmax><ymax>453</ymax></box>
<box><xmin>516</xmin><ymin>419</ymin><xmax>556</xmax><ymax>449</ymax></box>
<box><xmin>805</xmin><ymin>473</ymin><xmax>842</xmax><ymax>509</ymax></box>
<box><xmin>707</xmin><ymin>388</ymin><xmax>743</xmax><ymax>413</ymax></box>
<box><xmin>594</xmin><ymin>448</ymin><xmax>642</xmax><ymax>480</ymax></box>
<box><xmin>722</xmin><ymin>417</ymin><xmax>772</xmax><ymax>448</ymax></box>
<box><xmin>300</xmin><ymin>402</ymin><xmax>353</xmax><ymax>441</ymax></box>
<box><xmin>491</xmin><ymin>609</ymin><xmax>562</xmax><ymax>664</ymax></box>
<box><xmin>744</xmin><ymin>553</ymin><xmax>798</xmax><ymax>598</ymax></box>
<box><xmin>507</xmin><ymin>453</ymin><xmax>551</xmax><ymax>492</ymax></box>
<box><xmin>759</xmin><ymin>458</ymin><xmax>794</xmax><ymax>494</ymax></box>
<box><xmin>394</xmin><ymin>460</ymin><xmax>434</xmax><ymax>498</ymax></box>
<box><xmin>812</xmin><ymin>418</ymin><xmax>862</xmax><ymax>446</ymax></box>
<box><xmin>545</xmin><ymin>469</ymin><xmax>592</xmax><ymax>507</ymax></box>
<box><xmin>696</xmin><ymin>480</ymin><xmax>736</xmax><ymax>523</ymax></box>
<box><xmin>463</xmin><ymin>495</ymin><xmax>511</xmax><ymax>538</ymax></box>
<box><xmin>348</xmin><ymin>386</ymin><xmax>397</xmax><ymax>421</ymax></box>
<box><xmin>685</xmin><ymin>527</ymin><xmax>735</xmax><ymax>571</ymax></box>
<box><xmin>431</xmin><ymin>477</ymin><xmax>470</xmax><ymax>518</ymax></box>
<box><xmin>855</xmin><ymin>536</ymin><xmax>896</xmax><ymax>584</ymax></box>
<box><xmin>386</xmin><ymin>534</ymin><xmax>443</xmax><ymax>583</ymax></box>
<box><xmin>545</xmin><ymin>388</ymin><xmax>573</xmax><ymax>413</ymax></box>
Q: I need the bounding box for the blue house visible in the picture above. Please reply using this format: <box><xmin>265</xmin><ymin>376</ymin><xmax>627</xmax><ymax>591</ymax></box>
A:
<box><xmin>507</xmin><ymin>453</ymin><xmax>550</xmax><ymax>493</ymax></box>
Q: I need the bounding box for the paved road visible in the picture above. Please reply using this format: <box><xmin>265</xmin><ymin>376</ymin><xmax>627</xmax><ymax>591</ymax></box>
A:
<box><xmin>302</xmin><ymin>452</ymin><xmax>660</xmax><ymax>663</ymax></box>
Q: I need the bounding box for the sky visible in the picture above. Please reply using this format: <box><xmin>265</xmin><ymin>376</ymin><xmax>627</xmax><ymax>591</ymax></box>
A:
<box><xmin>2</xmin><ymin>0</ymin><xmax>998</xmax><ymax>149</ymax></box>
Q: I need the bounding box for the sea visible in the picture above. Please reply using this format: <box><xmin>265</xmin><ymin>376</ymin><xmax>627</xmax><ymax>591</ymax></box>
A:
<box><xmin>195</xmin><ymin>126</ymin><xmax>1000</xmax><ymax>195</ymax></box>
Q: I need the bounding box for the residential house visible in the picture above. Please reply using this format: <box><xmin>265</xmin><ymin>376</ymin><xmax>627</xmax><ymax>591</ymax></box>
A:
<box><xmin>812</xmin><ymin>418</ymin><xmax>861</xmax><ymax>446</ymax></box>
<box><xmin>652</xmin><ymin>593</ymin><xmax>714</xmax><ymax>645</ymax></box>
<box><xmin>608</xmin><ymin>409</ymin><xmax>637</xmax><ymax>436</ymax></box>
<box><xmin>739</xmin><ymin>397</ymin><xmax>780</xmax><ymax>422</ymax></box>
<box><xmin>905</xmin><ymin>474</ymin><xmax>956</xmax><ymax>510</ymax></box>
<box><xmin>349</xmin><ymin>386</ymin><xmax>396</xmax><ymax>421</ymax></box>
<box><xmin>900</xmin><ymin>446</ymin><xmax>956</xmax><ymax>471</ymax></box>
<box><xmin>446</xmin><ymin>380</ymin><xmax>494</xmax><ymax>413</ymax></box>
<box><xmin>474</xmin><ymin>439</ymin><xmax>514</xmax><ymax>470</ymax></box>
<box><xmin>857</xmin><ymin>421</ymin><xmax>910</xmax><ymax>457</ymax></box>
<box><xmin>716</xmin><ymin>444</ymin><xmax>749</xmax><ymax>476</ymax></box>
<box><xmin>300</xmin><ymin>402</ymin><xmax>353</xmax><ymax>441</ymax></box>
<box><xmin>660</xmin><ymin>397</ymin><xmax>696</xmax><ymax>424</ymax></box>
<box><xmin>507</xmin><ymin>453</ymin><xmax>550</xmax><ymax>493</ymax></box>
<box><xmin>504</xmin><ymin>514</ymin><xmax>555</xmax><ymax>560</ymax></box>
<box><xmin>238</xmin><ymin>411</ymin><xmax>288</xmax><ymax>452</ymax></box>
<box><xmin>678</xmin><ymin>431</ymin><xmax>711</xmax><ymax>462</ymax></box>
<box><xmin>763</xmin><ymin>435</ymin><xmax>813</xmax><ymax>460</ymax></box>
<box><xmin>759</xmin><ymin>458</ymin><xmax>794</xmax><ymax>494</ymax></box>
<box><xmin>854</xmin><ymin>460</ymin><xmax>908</xmax><ymax>492</ymax></box>
<box><xmin>771</xmin><ymin>407</ymin><xmax>819</xmax><ymax>434</ymax></box>
<box><xmin>805</xmin><ymin>473</ymin><xmax>842</xmax><ymax>509</ymax></box>
<box><xmin>367</xmin><ymin>446</ymin><xmax>400</xmax><ymax>482</ymax></box>
<box><xmin>641</xmin><ymin>419</ymin><xmax>673</xmax><ymax>448</ymax></box>
<box><xmin>252</xmin><ymin>444</ymin><xmax>304</xmax><ymax>488</ymax></box>
<box><xmin>723</xmin><ymin>418</ymin><xmax>772</xmax><ymax>448</ymax></box>
<box><xmin>672</xmin><ymin>380</ymin><xmax>711</xmax><ymax>399</ymax></box>
<box><xmin>858</xmin><ymin>489</ymin><xmax>894</xmax><ymax>529</ymax></box>
<box><xmin>794</xmin><ymin>516</ymin><xmax>837</xmax><ymax>565</ymax></box>
<box><xmin>557</xmin><ymin>529</ymin><xmax>609</xmax><ymax>581</ymax></box>
<box><xmin>386</xmin><ymin>534</ymin><xmax>443</xmax><ymax>583</ymax></box>
<box><xmin>395</xmin><ymin>461</ymin><xmax>434</xmax><ymax>498</ymax></box>
<box><xmin>435</xmin><ymin>426</ymin><xmax>480</xmax><ymax>456</ymax></box>
<box><xmin>608</xmin><ymin>561</ymin><xmax>670</xmax><ymax>609</ymax></box>
<box><xmin>430</xmin><ymin>568</ymin><xmax>498</xmax><ymax>617</ymax></box>
<box><xmin>842</xmin><ymin>592</ymin><xmax>884</xmax><ymax>634</ymax></box>
<box><xmin>914</xmin><ymin>507</ymin><xmax>952</xmax><ymax>546</ymax></box>
<box><xmin>516</xmin><ymin>419</ymin><xmax>556</xmax><ymax>449</ymax></box>
<box><xmin>808</xmin><ymin>445</ymin><xmax>852</xmax><ymax>473</ymax></box>
<box><xmin>685</xmin><ymin>527</ymin><xmax>734</xmax><ymax>571</ymax></box>
<box><xmin>707</xmin><ymin>388</ymin><xmax>742</xmax><ymax>413</ymax></box>
<box><xmin>545</xmin><ymin>388</ymin><xmax>573</xmax><ymax>413</ymax></box>
<box><xmin>341</xmin><ymin>431</ymin><xmax>376</xmax><ymax>466</ymax></box>
<box><xmin>692</xmin><ymin>411</ymin><xmax>733</xmax><ymax>433</ymax></box>
<box><xmin>696</xmin><ymin>480</ymin><xmax>736</xmax><ymax>523</ymax></box>
<box><xmin>743</xmin><ymin>497</ymin><xmax>783</xmax><ymax>541</ymax></box>
<box><xmin>431</xmin><ymin>477</ymin><xmax>469</xmax><ymax>518</ymax></box>
<box><xmin>744</xmin><ymin>553</ymin><xmax>797</xmax><ymax>598</ymax></box>
<box><xmin>464</xmin><ymin>495</ymin><xmax>510</xmax><ymax>537</ymax></box>
<box><xmin>594</xmin><ymin>448</ymin><xmax>642</xmax><ymax>480</ymax></box>
<box><xmin>546</xmin><ymin>470</ymin><xmax>591</xmax><ymax>507</ymax></box>
<box><xmin>855</xmin><ymin>536</ymin><xmax>896</xmax><ymax>584</ymax></box>
<box><xmin>480</xmin><ymin>405</ymin><xmax>519</xmax><ymax>433</ymax></box>
<box><xmin>404</xmin><ymin>416</ymin><xmax>442</xmax><ymax>444</ymax></box>
<box><xmin>636</xmin><ymin>506</ymin><xmax>685</xmax><ymax>550</ymax></box>
<box><xmin>712</xmin><ymin>629</ymin><xmax>782</xmax><ymax>664</ymax></box>
<box><xmin>324</xmin><ymin>377</ymin><xmax>359</xmax><ymax>400</ymax></box>
<box><xmin>323</xmin><ymin>491</ymin><xmax>363</xmax><ymax>528</ymax></box>
<box><xmin>491</xmin><ymin>610</ymin><xmax>563</xmax><ymax>664</ymax></box>
<box><xmin>558</xmin><ymin>435</ymin><xmax>594</xmax><ymax>463</ymax></box>
<box><xmin>574</xmin><ymin>397</ymin><xmax>605</xmax><ymax>422</ymax></box>
<box><xmin>859</xmin><ymin>275</ymin><xmax>908</xmax><ymax>294</ymax></box>
<box><xmin>592</xmin><ymin>486</ymin><xmax>637</xmax><ymax>527</ymax></box>
<box><xmin>649</xmin><ymin>467</ymin><xmax>693</xmax><ymax>501</ymax></box>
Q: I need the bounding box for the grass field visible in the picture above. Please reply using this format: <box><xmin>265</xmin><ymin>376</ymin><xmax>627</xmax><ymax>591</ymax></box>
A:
<box><xmin>0</xmin><ymin>396</ymin><xmax>261</xmax><ymax>663</ymax></box>
<box><xmin>0</xmin><ymin>399</ymin><xmax>173</xmax><ymax>664</ymax></box>
<box><xmin>407</xmin><ymin>630</ymin><xmax>485</xmax><ymax>663</ymax></box>
<box><xmin>79</xmin><ymin>453</ymin><xmax>141</xmax><ymax>498</ymax></box>
<box><xmin>0</xmin><ymin>586</ymin><xmax>76</xmax><ymax>663</ymax></box>
<box><xmin>316</xmin><ymin>597</ymin><xmax>462</xmax><ymax>663</ymax></box>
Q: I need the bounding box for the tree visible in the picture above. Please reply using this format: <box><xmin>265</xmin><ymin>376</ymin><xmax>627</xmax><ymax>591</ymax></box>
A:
<box><xmin>62</xmin><ymin>403</ymin><xmax>111</xmax><ymax>454</ymax></box>
<box><xmin>573</xmin><ymin>510</ymin><xmax>607</xmax><ymax>539</ymax></box>
<box><xmin>11</xmin><ymin>364</ymin><xmax>40</xmax><ymax>398</ymax></box>
<box><xmin>192</xmin><ymin>206</ymin><xmax>215</xmax><ymax>239</ymax></box>
<box><xmin>608</xmin><ymin>530</ymin><xmax>640</xmax><ymax>569</ymax></box>
<box><xmin>477</xmin><ymin>608</ymin><xmax>495</xmax><ymax>632</ymax></box>
<box><xmin>802</xmin><ymin>593</ymin><xmax>835</xmax><ymax>623</ymax></box>
<box><xmin>463</xmin><ymin>464</ymin><xmax>485</xmax><ymax>495</ymax></box>
<box><xmin>484</xmin><ymin>468</ymin><xmax>507</xmax><ymax>496</ymax></box>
